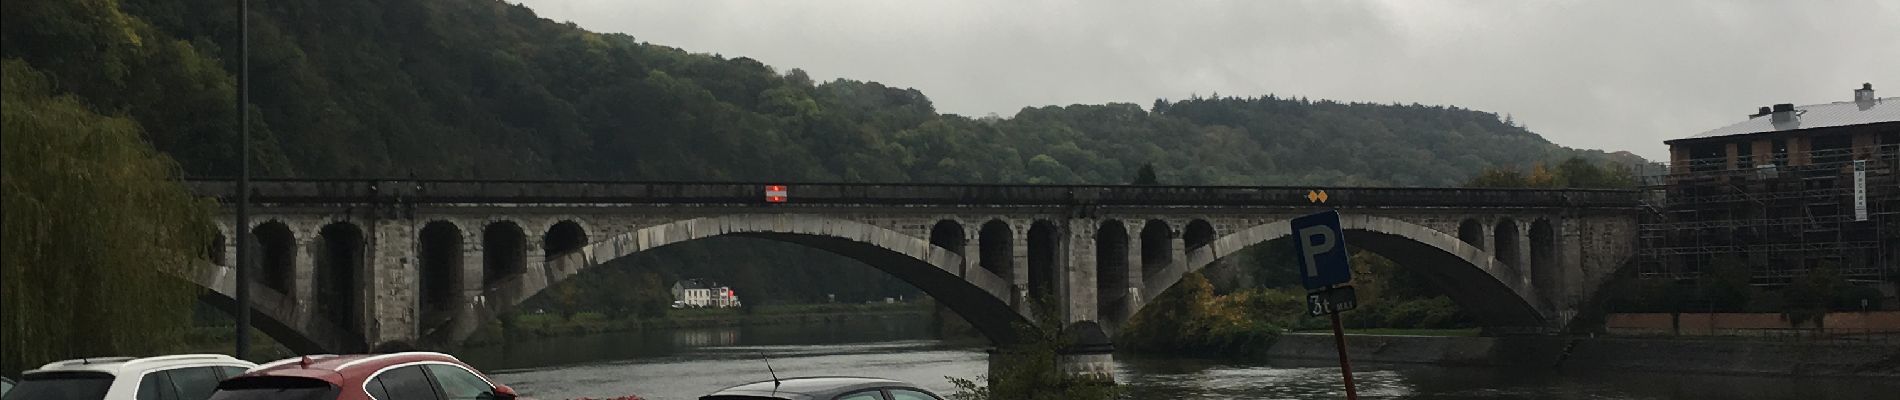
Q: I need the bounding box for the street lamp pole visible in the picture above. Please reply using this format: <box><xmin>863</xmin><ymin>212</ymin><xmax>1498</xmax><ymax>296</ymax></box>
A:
<box><xmin>233</xmin><ymin>0</ymin><xmax>253</xmax><ymax>359</ymax></box>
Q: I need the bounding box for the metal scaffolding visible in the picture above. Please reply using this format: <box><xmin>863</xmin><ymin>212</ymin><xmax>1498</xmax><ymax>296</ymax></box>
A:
<box><xmin>1637</xmin><ymin>144</ymin><xmax>1898</xmax><ymax>285</ymax></box>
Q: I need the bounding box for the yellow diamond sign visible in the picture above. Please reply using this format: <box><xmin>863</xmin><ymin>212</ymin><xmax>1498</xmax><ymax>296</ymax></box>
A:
<box><xmin>1306</xmin><ymin>190</ymin><xmax>1329</xmax><ymax>204</ymax></box>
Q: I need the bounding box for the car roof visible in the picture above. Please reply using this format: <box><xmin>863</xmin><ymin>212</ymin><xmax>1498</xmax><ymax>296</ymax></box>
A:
<box><xmin>25</xmin><ymin>355</ymin><xmax>254</xmax><ymax>376</ymax></box>
<box><xmin>705</xmin><ymin>377</ymin><xmax>924</xmax><ymax>399</ymax></box>
<box><xmin>242</xmin><ymin>352</ymin><xmax>465</xmax><ymax>385</ymax></box>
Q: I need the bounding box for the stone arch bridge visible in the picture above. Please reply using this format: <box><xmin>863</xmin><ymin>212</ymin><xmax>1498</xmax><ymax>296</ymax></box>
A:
<box><xmin>184</xmin><ymin>179</ymin><xmax>1639</xmax><ymax>369</ymax></box>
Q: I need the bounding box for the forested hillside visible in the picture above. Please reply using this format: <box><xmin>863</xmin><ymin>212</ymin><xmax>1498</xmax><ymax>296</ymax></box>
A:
<box><xmin>1</xmin><ymin>0</ymin><xmax>1641</xmax><ymax>312</ymax></box>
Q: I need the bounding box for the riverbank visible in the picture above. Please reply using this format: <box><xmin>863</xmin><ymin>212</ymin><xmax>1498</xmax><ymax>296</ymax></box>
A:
<box><xmin>465</xmin><ymin>303</ymin><xmax>931</xmax><ymax>347</ymax></box>
<box><xmin>1263</xmin><ymin>333</ymin><xmax>1900</xmax><ymax>378</ymax></box>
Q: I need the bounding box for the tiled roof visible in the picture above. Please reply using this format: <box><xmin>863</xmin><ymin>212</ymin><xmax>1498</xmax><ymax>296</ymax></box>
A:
<box><xmin>1677</xmin><ymin>97</ymin><xmax>1899</xmax><ymax>142</ymax></box>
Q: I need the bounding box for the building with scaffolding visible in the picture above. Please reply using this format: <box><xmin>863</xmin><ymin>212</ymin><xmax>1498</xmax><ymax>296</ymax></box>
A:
<box><xmin>1642</xmin><ymin>83</ymin><xmax>1898</xmax><ymax>296</ymax></box>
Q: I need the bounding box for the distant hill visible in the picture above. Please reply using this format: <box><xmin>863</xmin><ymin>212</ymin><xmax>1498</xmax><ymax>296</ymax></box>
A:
<box><xmin>9</xmin><ymin>0</ymin><xmax>1635</xmax><ymax>185</ymax></box>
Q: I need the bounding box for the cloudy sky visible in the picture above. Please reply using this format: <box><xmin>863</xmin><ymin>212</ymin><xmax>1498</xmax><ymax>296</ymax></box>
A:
<box><xmin>515</xmin><ymin>0</ymin><xmax>1899</xmax><ymax>159</ymax></box>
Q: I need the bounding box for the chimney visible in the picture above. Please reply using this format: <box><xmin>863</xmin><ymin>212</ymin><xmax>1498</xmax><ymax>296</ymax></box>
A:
<box><xmin>1750</xmin><ymin>106</ymin><xmax>1773</xmax><ymax>118</ymax></box>
<box><xmin>1771</xmin><ymin>103</ymin><xmax>1797</xmax><ymax>122</ymax></box>
<box><xmin>1856</xmin><ymin>83</ymin><xmax>1876</xmax><ymax>103</ymax></box>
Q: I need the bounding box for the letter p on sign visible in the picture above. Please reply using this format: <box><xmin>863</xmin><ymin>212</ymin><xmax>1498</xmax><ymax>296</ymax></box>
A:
<box><xmin>1291</xmin><ymin>210</ymin><xmax>1351</xmax><ymax>291</ymax></box>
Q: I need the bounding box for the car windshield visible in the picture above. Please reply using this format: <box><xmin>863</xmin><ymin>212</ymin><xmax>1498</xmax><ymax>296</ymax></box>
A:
<box><xmin>2</xmin><ymin>371</ymin><xmax>112</xmax><ymax>400</ymax></box>
<box><xmin>207</xmin><ymin>377</ymin><xmax>338</xmax><ymax>400</ymax></box>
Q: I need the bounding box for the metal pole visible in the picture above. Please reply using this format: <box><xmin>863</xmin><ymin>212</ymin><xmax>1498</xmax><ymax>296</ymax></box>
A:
<box><xmin>233</xmin><ymin>0</ymin><xmax>252</xmax><ymax>360</ymax></box>
<box><xmin>1330</xmin><ymin>312</ymin><xmax>1358</xmax><ymax>400</ymax></box>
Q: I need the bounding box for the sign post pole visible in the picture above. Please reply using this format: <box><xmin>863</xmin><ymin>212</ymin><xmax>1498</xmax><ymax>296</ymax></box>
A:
<box><xmin>1330</xmin><ymin>312</ymin><xmax>1358</xmax><ymax>400</ymax></box>
<box><xmin>1292</xmin><ymin>209</ymin><xmax>1359</xmax><ymax>400</ymax></box>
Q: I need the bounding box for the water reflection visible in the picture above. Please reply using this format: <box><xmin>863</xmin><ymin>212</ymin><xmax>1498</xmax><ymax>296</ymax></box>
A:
<box><xmin>670</xmin><ymin>328</ymin><xmax>741</xmax><ymax>347</ymax></box>
<box><xmin>469</xmin><ymin>316</ymin><xmax>1900</xmax><ymax>400</ymax></box>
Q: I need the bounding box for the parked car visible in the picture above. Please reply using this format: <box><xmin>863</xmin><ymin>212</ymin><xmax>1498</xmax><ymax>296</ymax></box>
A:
<box><xmin>700</xmin><ymin>377</ymin><xmax>943</xmax><ymax>400</ymax></box>
<box><xmin>207</xmin><ymin>352</ymin><xmax>519</xmax><ymax>400</ymax></box>
<box><xmin>1</xmin><ymin>354</ymin><xmax>256</xmax><ymax>400</ymax></box>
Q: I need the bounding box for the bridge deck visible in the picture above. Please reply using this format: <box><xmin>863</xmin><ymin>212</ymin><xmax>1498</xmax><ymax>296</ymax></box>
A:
<box><xmin>186</xmin><ymin>179</ymin><xmax>1640</xmax><ymax>208</ymax></box>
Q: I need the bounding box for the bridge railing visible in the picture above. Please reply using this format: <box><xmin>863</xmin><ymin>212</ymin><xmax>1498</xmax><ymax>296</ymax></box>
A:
<box><xmin>184</xmin><ymin>179</ymin><xmax>1641</xmax><ymax>208</ymax></box>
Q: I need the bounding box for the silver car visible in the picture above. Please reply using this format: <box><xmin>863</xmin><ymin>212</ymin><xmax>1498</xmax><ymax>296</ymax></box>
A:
<box><xmin>700</xmin><ymin>377</ymin><xmax>945</xmax><ymax>400</ymax></box>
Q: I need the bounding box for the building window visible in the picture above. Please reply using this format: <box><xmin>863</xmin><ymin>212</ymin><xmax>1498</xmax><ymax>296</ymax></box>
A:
<box><xmin>1689</xmin><ymin>143</ymin><xmax>1725</xmax><ymax>172</ymax></box>
<box><xmin>1772</xmin><ymin>139</ymin><xmax>1789</xmax><ymax>167</ymax></box>
<box><xmin>1812</xmin><ymin>135</ymin><xmax>1853</xmax><ymax>166</ymax></box>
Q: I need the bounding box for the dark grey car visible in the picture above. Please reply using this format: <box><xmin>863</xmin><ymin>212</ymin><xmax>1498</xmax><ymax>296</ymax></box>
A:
<box><xmin>699</xmin><ymin>377</ymin><xmax>945</xmax><ymax>400</ymax></box>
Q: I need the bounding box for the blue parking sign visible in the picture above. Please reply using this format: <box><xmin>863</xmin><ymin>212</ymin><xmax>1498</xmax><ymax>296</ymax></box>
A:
<box><xmin>1291</xmin><ymin>210</ymin><xmax>1351</xmax><ymax>291</ymax></box>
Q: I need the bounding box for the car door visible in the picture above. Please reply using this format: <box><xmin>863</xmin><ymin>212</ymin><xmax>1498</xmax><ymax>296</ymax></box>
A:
<box><xmin>368</xmin><ymin>366</ymin><xmax>443</xmax><ymax>400</ymax></box>
<box><xmin>419</xmin><ymin>364</ymin><xmax>496</xmax><ymax>400</ymax></box>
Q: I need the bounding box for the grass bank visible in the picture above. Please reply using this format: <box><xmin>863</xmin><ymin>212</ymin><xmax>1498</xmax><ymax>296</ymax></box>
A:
<box><xmin>1290</xmin><ymin>328</ymin><xmax>1482</xmax><ymax>337</ymax></box>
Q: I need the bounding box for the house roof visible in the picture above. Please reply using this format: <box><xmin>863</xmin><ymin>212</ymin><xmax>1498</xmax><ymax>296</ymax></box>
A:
<box><xmin>677</xmin><ymin>278</ymin><xmax>712</xmax><ymax>290</ymax></box>
<box><xmin>1672</xmin><ymin>97</ymin><xmax>1899</xmax><ymax>143</ymax></box>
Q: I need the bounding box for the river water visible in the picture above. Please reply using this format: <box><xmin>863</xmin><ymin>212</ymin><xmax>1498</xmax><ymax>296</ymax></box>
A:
<box><xmin>461</xmin><ymin>316</ymin><xmax>1895</xmax><ymax>400</ymax></box>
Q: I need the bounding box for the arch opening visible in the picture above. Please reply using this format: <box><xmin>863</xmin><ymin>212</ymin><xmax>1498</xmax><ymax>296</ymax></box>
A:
<box><xmin>1529</xmin><ymin>219</ymin><xmax>1557</xmax><ymax>300</ymax></box>
<box><xmin>979</xmin><ymin>220</ymin><xmax>1013</xmax><ymax>281</ymax></box>
<box><xmin>1459</xmin><ymin>219</ymin><xmax>1485</xmax><ymax>250</ymax></box>
<box><xmin>483</xmin><ymin>221</ymin><xmax>527</xmax><ymax>287</ymax></box>
<box><xmin>179</xmin><ymin>267</ymin><xmax>359</xmax><ymax>354</ymax></box>
<box><xmin>543</xmin><ymin>221</ymin><xmax>588</xmax><ymax>261</ymax></box>
<box><xmin>316</xmin><ymin>222</ymin><xmax>364</xmax><ymax>335</ymax></box>
<box><xmin>1027</xmin><ymin>220</ymin><xmax>1061</xmax><ymax>303</ymax></box>
<box><xmin>1140</xmin><ymin>216</ymin><xmax>1545</xmax><ymax>330</ymax></box>
<box><xmin>1096</xmin><ymin>220</ymin><xmax>1130</xmax><ymax>323</ymax></box>
<box><xmin>252</xmin><ymin>222</ymin><xmax>297</xmax><ymax>296</ymax></box>
<box><xmin>486</xmin><ymin>215</ymin><xmax>1028</xmax><ymax>346</ymax></box>
<box><xmin>207</xmin><ymin>232</ymin><xmax>228</xmax><ymax>266</ymax></box>
<box><xmin>1495</xmin><ymin>218</ymin><xmax>1522</xmax><ymax>271</ymax></box>
<box><xmin>418</xmin><ymin>221</ymin><xmax>464</xmax><ymax>321</ymax></box>
<box><xmin>930</xmin><ymin>220</ymin><xmax>966</xmax><ymax>257</ymax></box>
<box><xmin>1184</xmin><ymin>219</ymin><xmax>1215</xmax><ymax>251</ymax></box>
<box><xmin>1140</xmin><ymin>220</ymin><xmax>1172</xmax><ymax>279</ymax></box>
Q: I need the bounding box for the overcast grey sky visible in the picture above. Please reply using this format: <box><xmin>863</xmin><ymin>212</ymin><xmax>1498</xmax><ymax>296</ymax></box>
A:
<box><xmin>516</xmin><ymin>0</ymin><xmax>1899</xmax><ymax>159</ymax></box>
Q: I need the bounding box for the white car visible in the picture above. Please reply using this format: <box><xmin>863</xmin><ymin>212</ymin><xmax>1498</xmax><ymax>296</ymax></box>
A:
<box><xmin>2</xmin><ymin>354</ymin><xmax>256</xmax><ymax>400</ymax></box>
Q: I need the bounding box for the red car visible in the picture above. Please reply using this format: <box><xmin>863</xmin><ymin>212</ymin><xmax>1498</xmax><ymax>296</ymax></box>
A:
<box><xmin>207</xmin><ymin>352</ymin><xmax>521</xmax><ymax>400</ymax></box>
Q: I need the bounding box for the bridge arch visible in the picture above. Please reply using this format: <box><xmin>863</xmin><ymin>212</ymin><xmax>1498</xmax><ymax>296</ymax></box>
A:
<box><xmin>179</xmin><ymin>262</ymin><xmax>365</xmax><ymax>354</ymax></box>
<box><xmin>482</xmin><ymin>220</ymin><xmax>528</xmax><ymax>287</ymax></box>
<box><xmin>1026</xmin><ymin>220</ymin><xmax>1062</xmax><ymax>304</ymax></box>
<box><xmin>541</xmin><ymin>220</ymin><xmax>588</xmax><ymax>261</ymax></box>
<box><xmin>1458</xmin><ymin>218</ymin><xmax>1485</xmax><ymax>250</ymax></box>
<box><xmin>314</xmin><ymin>222</ymin><xmax>366</xmax><ymax>337</ymax></box>
<box><xmin>978</xmin><ymin>219</ymin><xmax>1014</xmax><ymax>282</ymax></box>
<box><xmin>1139</xmin><ymin>219</ymin><xmax>1172</xmax><ymax>279</ymax></box>
<box><xmin>930</xmin><ymin>219</ymin><xmax>967</xmax><ymax>258</ymax></box>
<box><xmin>417</xmin><ymin>220</ymin><xmax>466</xmax><ymax>325</ymax></box>
<box><xmin>1495</xmin><ymin>218</ymin><xmax>1522</xmax><ymax>271</ymax></box>
<box><xmin>251</xmin><ymin>221</ymin><xmax>297</xmax><ymax>297</ymax></box>
<box><xmin>474</xmin><ymin>214</ymin><xmax>1026</xmax><ymax>345</ymax></box>
<box><xmin>1139</xmin><ymin>214</ymin><xmax>1546</xmax><ymax>329</ymax></box>
<box><xmin>1095</xmin><ymin>220</ymin><xmax>1132</xmax><ymax>323</ymax></box>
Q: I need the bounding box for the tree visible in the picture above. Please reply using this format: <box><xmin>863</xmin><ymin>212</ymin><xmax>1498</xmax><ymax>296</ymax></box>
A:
<box><xmin>1526</xmin><ymin>163</ymin><xmax>1559</xmax><ymax>188</ymax></box>
<box><xmin>3</xmin><ymin>59</ymin><xmax>213</xmax><ymax>374</ymax></box>
<box><xmin>1466</xmin><ymin>166</ymin><xmax>1528</xmax><ymax>188</ymax></box>
<box><xmin>1132</xmin><ymin>163</ymin><xmax>1159</xmax><ymax>185</ymax></box>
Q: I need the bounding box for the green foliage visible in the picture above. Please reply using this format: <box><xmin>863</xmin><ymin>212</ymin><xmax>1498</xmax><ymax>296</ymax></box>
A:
<box><xmin>1466</xmin><ymin>157</ymin><xmax>1635</xmax><ymax>188</ymax></box>
<box><xmin>1132</xmin><ymin>163</ymin><xmax>1159</xmax><ymax>185</ymax></box>
<box><xmin>1116</xmin><ymin>273</ymin><xmax>1299</xmax><ymax>356</ymax></box>
<box><xmin>1785</xmin><ymin>264</ymin><xmax>1847</xmax><ymax>325</ymax></box>
<box><xmin>947</xmin><ymin>300</ymin><xmax>1117</xmax><ymax>400</ymax></box>
<box><xmin>2</xmin><ymin>59</ymin><xmax>214</xmax><ymax>375</ymax></box>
